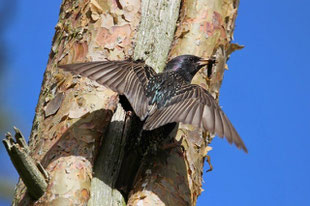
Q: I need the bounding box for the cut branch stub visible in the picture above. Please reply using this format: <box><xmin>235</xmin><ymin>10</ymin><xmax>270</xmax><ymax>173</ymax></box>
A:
<box><xmin>3</xmin><ymin>128</ymin><xmax>48</xmax><ymax>200</ymax></box>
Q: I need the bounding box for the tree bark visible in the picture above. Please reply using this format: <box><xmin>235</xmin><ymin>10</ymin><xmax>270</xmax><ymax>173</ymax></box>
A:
<box><xmin>127</xmin><ymin>0</ymin><xmax>241</xmax><ymax>205</ymax></box>
<box><xmin>12</xmin><ymin>0</ymin><xmax>140</xmax><ymax>205</ymax></box>
<box><xmin>11</xmin><ymin>0</ymin><xmax>241</xmax><ymax>205</ymax></box>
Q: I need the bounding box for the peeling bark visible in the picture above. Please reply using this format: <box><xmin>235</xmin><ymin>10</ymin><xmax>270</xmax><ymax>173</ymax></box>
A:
<box><xmin>11</xmin><ymin>0</ymin><xmax>240</xmax><ymax>205</ymax></box>
<box><xmin>127</xmin><ymin>0</ymin><xmax>241</xmax><ymax>205</ymax></box>
<box><xmin>12</xmin><ymin>0</ymin><xmax>140</xmax><ymax>205</ymax></box>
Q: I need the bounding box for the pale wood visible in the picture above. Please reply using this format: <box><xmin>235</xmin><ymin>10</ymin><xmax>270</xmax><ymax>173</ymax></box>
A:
<box><xmin>12</xmin><ymin>0</ymin><xmax>140</xmax><ymax>205</ymax></box>
<box><xmin>128</xmin><ymin>0</ymin><xmax>241</xmax><ymax>205</ymax></box>
<box><xmin>134</xmin><ymin>0</ymin><xmax>181</xmax><ymax>72</ymax></box>
<box><xmin>10</xmin><ymin>0</ymin><xmax>241</xmax><ymax>205</ymax></box>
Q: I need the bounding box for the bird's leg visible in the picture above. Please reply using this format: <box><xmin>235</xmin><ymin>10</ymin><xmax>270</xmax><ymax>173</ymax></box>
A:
<box><xmin>160</xmin><ymin>136</ymin><xmax>184</xmax><ymax>153</ymax></box>
<box><xmin>144</xmin><ymin>136</ymin><xmax>185</xmax><ymax>165</ymax></box>
<box><xmin>139</xmin><ymin>123</ymin><xmax>182</xmax><ymax>165</ymax></box>
<box><xmin>157</xmin><ymin>124</ymin><xmax>185</xmax><ymax>158</ymax></box>
<box><xmin>154</xmin><ymin>136</ymin><xmax>185</xmax><ymax>162</ymax></box>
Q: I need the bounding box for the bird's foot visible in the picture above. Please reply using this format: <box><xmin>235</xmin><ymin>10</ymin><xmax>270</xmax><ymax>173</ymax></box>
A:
<box><xmin>141</xmin><ymin>137</ymin><xmax>185</xmax><ymax>165</ymax></box>
<box><xmin>157</xmin><ymin>136</ymin><xmax>185</xmax><ymax>161</ymax></box>
<box><xmin>160</xmin><ymin>136</ymin><xmax>184</xmax><ymax>153</ymax></box>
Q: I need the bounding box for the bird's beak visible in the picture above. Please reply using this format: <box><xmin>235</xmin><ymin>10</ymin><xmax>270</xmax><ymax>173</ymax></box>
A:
<box><xmin>198</xmin><ymin>59</ymin><xmax>211</xmax><ymax>66</ymax></box>
<box><xmin>198</xmin><ymin>58</ymin><xmax>217</xmax><ymax>68</ymax></box>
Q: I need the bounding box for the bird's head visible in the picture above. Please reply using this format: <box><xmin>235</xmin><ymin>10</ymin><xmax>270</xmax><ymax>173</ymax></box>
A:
<box><xmin>165</xmin><ymin>55</ymin><xmax>215</xmax><ymax>82</ymax></box>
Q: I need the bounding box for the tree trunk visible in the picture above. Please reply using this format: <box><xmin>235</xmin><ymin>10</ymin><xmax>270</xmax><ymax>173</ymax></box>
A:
<box><xmin>11</xmin><ymin>0</ymin><xmax>241</xmax><ymax>205</ymax></box>
<box><xmin>127</xmin><ymin>0</ymin><xmax>241</xmax><ymax>205</ymax></box>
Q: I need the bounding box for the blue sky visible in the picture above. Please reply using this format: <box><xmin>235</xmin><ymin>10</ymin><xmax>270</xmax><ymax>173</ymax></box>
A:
<box><xmin>1</xmin><ymin>0</ymin><xmax>310</xmax><ymax>205</ymax></box>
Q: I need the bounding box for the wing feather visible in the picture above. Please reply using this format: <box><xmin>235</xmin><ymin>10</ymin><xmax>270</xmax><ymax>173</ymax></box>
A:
<box><xmin>202</xmin><ymin>105</ymin><xmax>214</xmax><ymax>133</ymax></box>
<box><xmin>154</xmin><ymin>104</ymin><xmax>176</xmax><ymax>128</ymax></box>
<box><xmin>59</xmin><ymin>60</ymin><xmax>155</xmax><ymax>120</ymax></box>
<box><xmin>81</xmin><ymin>64</ymin><xmax>110</xmax><ymax>76</ymax></box>
<box><xmin>184</xmin><ymin>100</ymin><xmax>198</xmax><ymax>124</ymax></box>
<box><xmin>220</xmin><ymin>111</ymin><xmax>232</xmax><ymax>143</ymax></box>
<box><xmin>214</xmin><ymin>108</ymin><xmax>224</xmax><ymax>138</ymax></box>
<box><xmin>144</xmin><ymin>85</ymin><xmax>247</xmax><ymax>152</ymax></box>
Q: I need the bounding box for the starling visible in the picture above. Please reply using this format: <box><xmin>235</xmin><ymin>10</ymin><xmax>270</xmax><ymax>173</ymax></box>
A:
<box><xmin>59</xmin><ymin>55</ymin><xmax>247</xmax><ymax>152</ymax></box>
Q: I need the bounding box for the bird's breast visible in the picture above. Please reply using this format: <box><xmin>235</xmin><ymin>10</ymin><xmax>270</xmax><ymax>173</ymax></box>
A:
<box><xmin>145</xmin><ymin>72</ymin><xmax>185</xmax><ymax>109</ymax></box>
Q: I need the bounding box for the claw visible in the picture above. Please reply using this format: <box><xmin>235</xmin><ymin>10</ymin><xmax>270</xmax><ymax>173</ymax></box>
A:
<box><xmin>160</xmin><ymin>136</ymin><xmax>184</xmax><ymax>151</ymax></box>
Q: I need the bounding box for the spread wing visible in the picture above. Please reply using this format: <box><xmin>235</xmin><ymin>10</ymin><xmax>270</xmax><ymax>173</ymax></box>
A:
<box><xmin>59</xmin><ymin>60</ymin><xmax>156</xmax><ymax>120</ymax></box>
<box><xmin>144</xmin><ymin>85</ymin><xmax>247</xmax><ymax>152</ymax></box>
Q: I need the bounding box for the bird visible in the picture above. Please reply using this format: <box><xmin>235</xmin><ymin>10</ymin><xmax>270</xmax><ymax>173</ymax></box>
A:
<box><xmin>59</xmin><ymin>55</ymin><xmax>247</xmax><ymax>152</ymax></box>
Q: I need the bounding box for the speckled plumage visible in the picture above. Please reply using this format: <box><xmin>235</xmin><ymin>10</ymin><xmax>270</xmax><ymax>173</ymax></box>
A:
<box><xmin>146</xmin><ymin>71</ymin><xmax>185</xmax><ymax>108</ymax></box>
<box><xmin>59</xmin><ymin>55</ymin><xmax>247</xmax><ymax>152</ymax></box>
